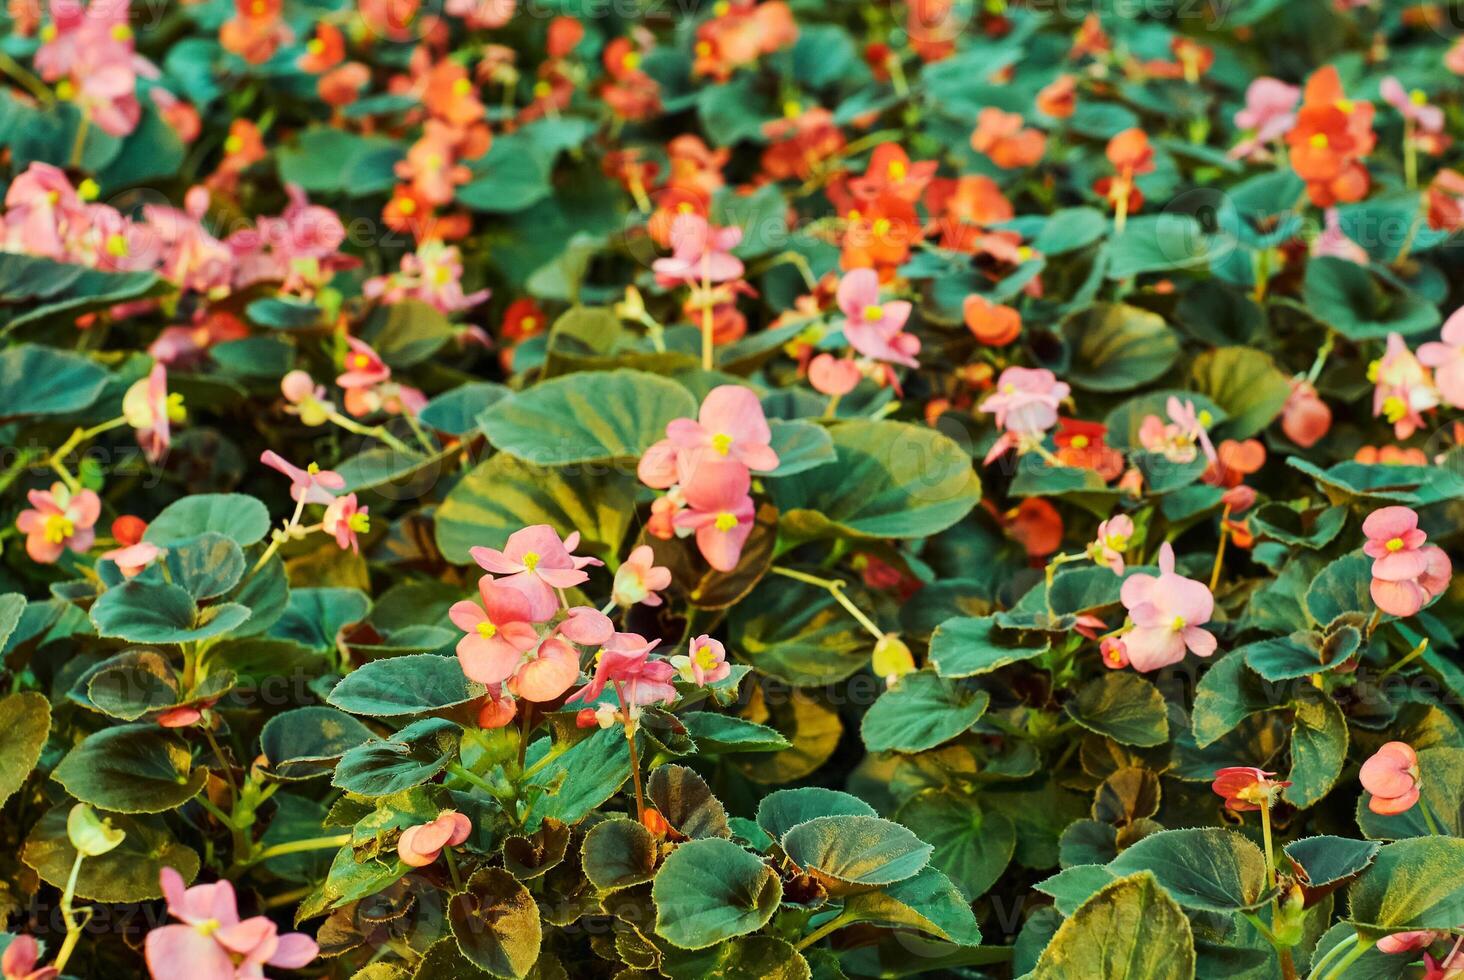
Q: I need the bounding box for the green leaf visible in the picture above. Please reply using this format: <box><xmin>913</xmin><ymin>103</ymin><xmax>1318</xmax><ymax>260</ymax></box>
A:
<box><xmin>1242</xmin><ymin>631</ymin><xmax>1356</xmax><ymax>681</ymax></box>
<box><xmin>844</xmin><ymin>866</ymin><xmax>983</xmax><ymax>946</ymax></box>
<box><xmin>434</xmin><ymin>453</ymin><xmax>636</xmax><ymax>566</ymax></box>
<box><xmin>1306</xmin><ymin>553</ymin><xmax>1376</xmax><ymax>626</ymax></box>
<box><xmin>1065</xmin><ymin>673</ymin><xmax>1169</xmax><ymax>747</ymax></box>
<box><xmin>0</xmin><ymin>345</ymin><xmax>107</xmax><ymax>418</ymax></box>
<box><xmin>90</xmin><ymin>580</ymin><xmax>250</xmax><ymax>644</ymax></box>
<box><xmin>1192</xmin><ymin>652</ymin><xmax>1276</xmax><ymax>748</ymax></box>
<box><xmin>929</xmin><ymin>616</ymin><xmax>1048</xmax><ymax>677</ymax></box>
<box><xmin>662</xmin><ymin>936</ymin><xmax>810</xmax><ymax>980</ymax></box>
<box><xmin>896</xmin><ymin>791</ymin><xmax>1014</xmax><ymax>900</ymax></box>
<box><xmin>766</xmin><ymin>420</ymin><xmax>836</xmax><ymax>477</ymax></box>
<box><xmin>420</xmin><ymin>383</ymin><xmax>511</xmax><ymax>436</ymax></box>
<box><xmin>648</xmin><ymin>765</ymin><xmax>731</xmax><ymax>840</ymax></box>
<box><xmin>272</xmin><ymin>587</ymin><xmax>371</xmax><ymax>652</ymax></box>
<box><xmin>260</xmin><ymin>706</ymin><xmax>375</xmax><ymax>781</ymax></box>
<box><xmin>755</xmin><ymin>787</ymin><xmax>875</xmax><ymax>843</ymax></box>
<box><xmin>1250</xmin><ymin>503</ymin><xmax>1348</xmax><ymax>550</ymax></box>
<box><xmin>327</xmin><ymin>655</ymin><xmax>478</xmax><ymax>718</ymax></box>
<box><xmin>652</xmin><ymin>837</ymin><xmax>782</xmax><ymax>949</ymax></box>
<box><xmin>1303</xmin><ymin>257</ymin><xmax>1440</xmax><ymax>340</ymax></box>
<box><xmin>770</xmin><ymin>420</ymin><xmax>980</xmax><ymax>540</ymax></box>
<box><xmin>1284</xmin><ymin>837</ymin><xmax>1379</xmax><ymax>890</ymax></box>
<box><xmin>728</xmin><ymin>578</ymin><xmax>875</xmax><ymax>685</ymax></box>
<box><xmin>1286</xmin><ymin>458</ymin><xmax>1464</xmax><ymax>508</ymax></box>
<box><xmin>164</xmin><ymin>532</ymin><xmax>246</xmax><ymax>600</ymax></box>
<box><xmin>0</xmin><ymin>692</ymin><xmax>50</xmax><ymax>806</ymax></box>
<box><xmin>1036</xmin><ymin>864</ymin><xmax>1120</xmax><ymax>915</ymax></box>
<box><xmin>782</xmin><ymin>815</ymin><xmax>931</xmax><ymax>895</ymax></box>
<box><xmin>84</xmin><ymin>650</ymin><xmax>178</xmax><ymax>721</ymax></box>
<box><xmin>582</xmin><ymin>818</ymin><xmax>658</xmax><ymax>892</ymax></box>
<box><xmin>860</xmin><ymin>671</ymin><xmax>989</xmax><ymax>753</ymax></box>
<box><xmin>1032</xmin><ymin>872</ymin><xmax>1196</xmax><ymax>979</ymax></box>
<box><xmin>359</xmin><ymin>300</ymin><xmax>455</xmax><ymax>368</ymax></box>
<box><xmin>697</xmin><ymin>76</ymin><xmax>774</xmax><ymax>146</ymax></box>
<box><xmin>0</xmin><ymin>255</ymin><xmax>161</xmax><ymax>335</ymax></box>
<box><xmin>1189</xmin><ymin>347</ymin><xmax>1291</xmax><ymax>439</ymax></box>
<box><xmin>52</xmin><ymin>725</ymin><xmax>206</xmax><ymax>813</ymax></box>
<box><xmin>524</xmin><ymin>727</ymin><xmax>631</xmax><ymax>829</ymax></box>
<box><xmin>1061</xmin><ymin>304</ymin><xmax>1180</xmax><ymax>392</ymax></box>
<box><xmin>457</xmin><ymin>131</ymin><xmax>556</xmax><ymax>213</ymax></box>
<box><xmin>1108</xmin><ymin>828</ymin><xmax>1270</xmax><ymax>913</ymax></box>
<box><xmin>680</xmin><ymin>713</ymin><xmax>789</xmax><ymax>754</ymax></box>
<box><xmin>1284</xmin><ymin>691</ymin><xmax>1349</xmax><ymax>808</ymax></box>
<box><xmin>478</xmin><ymin>369</ymin><xmax>696</xmax><ymax>466</ymax></box>
<box><xmin>1348</xmin><ymin>837</ymin><xmax>1464</xmax><ymax>936</ymax></box>
<box><xmin>143</xmin><ymin>493</ymin><xmax>271</xmax><ymax>547</ymax></box>
<box><xmin>22</xmin><ymin>805</ymin><xmax>199</xmax><ymax>902</ymax></box>
<box><xmin>448</xmin><ymin>868</ymin><xmax>542</xmax><ymax>978</ymax></box>
<box><xmin>278</xmin><ymin>129</ymin><xmax>404</xmax><ymax>196</ymax></box>
<box><xmin>1105</xmin><ymin>214</ymin><xmax>1216</xmax><ymax>280</ymax></box>
<box><xmin>333</xmin><ymin>720</ymin><xmax>457</xmax><ymax>797</ymax></box>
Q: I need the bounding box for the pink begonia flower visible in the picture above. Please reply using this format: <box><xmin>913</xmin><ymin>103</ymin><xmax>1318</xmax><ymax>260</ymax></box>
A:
<box><xmin>1211</xmin><ymin>766</ymin><xmax>1290</xmax><ymax>812</ymax></box>
<box><xmin>508</xmin><ymin>636</ymin><xmax>581</xmax><ymax>702</ymax></box>
<box><xmin>122</xmin><ymin>363</ymin><xmax>185</xmax><ymax>462</ymax></box>
<box><xmin>1086</xmin><ymin>514</ymin><xmax>1133</xmax><ymax>575</ymax></box>
<box><xmin>1100</xmin><ymin>635</ymin><xmax>1129</xmax><ymax>669</ymax></box>
<box><xmin>808</xmin><ymin>353</ymin><xmax>861</xmax><ymax>396</ymax></box>
<box><xmin>1230</xmin><ymin>77</ymin><xmax>1300</xmax><ymax>159</ymax></box>
<box><xmin>449</xmin><ymin>576</ymin><xmax>541</xmax><ymax>685</ymax></box>
<box><xmin>673</xmin><ymin>459</ymin><xmax>756</xmax><ymax>572</ymax></box>
<box><xmin>16</xmin><ymin>483</ymin><xmax>100</xmax><ymax>564</ymax></box>
<box><xmin>397</xmin><ymin>811</ymin><xmax>472</xmax><ymax>867</ymax></box>
<box><xmin>659</xmin><ymin>385</ymin><xmax>780</xmax><ymax>486</ymax></box>
<box><xmin>322</xmin><ymin>493</ymin><xmax>369</xmax><ymax>553</ymax></box>
<box><xmin>362</xmin><ymin>241</ymin><xmax>490</xmax><ymax>314</ymax></box>
<box><xmin>1139</xmin><ymin>396</ymin><xmax>1218</xmax><ymax>466</ymax></box>
<box><xmin>978</xmin><ymin>366</ymin><xmax>1070</xmax><ymax>463</ymax></box>
<box><xmin>336</xmin><ymin>337</ymin><xmax>392</xmax><ymax>417</ymax></box>
<box><xmin>1282</xmin><ymin>379</ymin><xmax>1332</xmax><ymax>448</ymax></box>
<box><xmin>35</xmin><ymin>0</ymin><xmax>158</xmax><ymax>139</ymax></box>
<box><xmin>837</xmin><ymin>268</ymin><xmax>920</xmax><ymax>369</ymax></box>
<box><xmin>612</xmin><ymin>545</ymin><xmax>672</xmax><ymax>607</ymax></box>
<box><xmin>1372</xmin><ymin>332</ymin><xmax>1439</xmax><ymax>439</ymax></box>
<box><xmin>1</xmin><ymin>163</ymin><xmax>86</xmax><ymax>259</ymax></box>
<box><xmin>1418</xmin><ymin>308</ymin><xmax>1464</xmax><ymax>409</ymax></box>
<box><xmin>566</xmin><ymin>632</ymin><xmax>675</xmax><ymax>707</ymax></box>
<box><xmin>1363</xmin><ymin>506</ymin><xmax>1452</xmax><ymax>617</ymax></box>
<box><xmin>2</xmin><ymin>934</ymin><xmax>58</xmax><ymax>980</ymax></box>
<box><xmin>651</xmin><ymin>212</ymin><xmax>744</xmax><ymax>286</ymax></box>
<box><xmin>280</xmin><ymin>370</ymin><xmax>334</xmax><ymax>426</ymax></box>
<box><xmin>1381</xmin><ymin>76</ymin><xmax>1445</xmax><ymax>134</ymax></box>
<box><xmin>469</xmin><ymin>525</ymin><xmax>602</xmax><ymax>621</ymax></box>
<box><xmin>1377</xmin><ymin>931</ymin><xmax>1440</xmax><ymax>955</ymax></box>
<box><xmin>144</xmin><ymin>867</ymin><xmax>318</xmax><ymax>979</ymax></box>
<box><xmin>259</xmin><ymin>451</ymin><xmax>344</xmax><ymax>506</ymax></box>
<box><xmin>558</xmin><ymin>606</ymin><xmax>615</xmax><ymax>646</ymax></box>
<box><xmin>1119</xmin><ymin>542</ymin><xmax>1217</xmax><ymax>672</ymax></box>
<box><xmin>671</xmin><ymin>634</ymin><xmax>731</xmax><ymax>686</ymax></box>
<box><xmin>1311</xmin><ymin>208</ymin><xmax>1370</xmax><ymax>265</ymax></box>
<box><xmin>1360</xmin><ymin>741</ymin><xmax>1421</xmax><ymax>815</ymax></box>
<box><xmin>101</xmin><ymin>540</ymin><xmax>161</xmax><ymax>578</ymax></box>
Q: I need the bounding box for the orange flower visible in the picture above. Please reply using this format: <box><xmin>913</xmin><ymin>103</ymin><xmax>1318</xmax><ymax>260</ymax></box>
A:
<box><xmin>1287</xmin><ymin>66</ymin><xmax>1375</xmax><ymax>206</ymax></box>
<box><xmin>219</xmin><ymin>0</ymin><xmax>292</xmax><ymax>65</ymax></box>
<box><xmin>963</xmin><ymin>294</ymin><xmax>1021</xmax><ymax>346</ymax></box>
<box><xmin>761</xmin><ymin>105</ymin><xmax>844</xmax><ymax>182</ymax></box>
<box><xmin>849</xmin><ymin>145</ymin><xmax>937</xmax><ymax>203</ymax></box>
<box><xmin>298</xmin><ymin>22</ymin><xmax>344</xmax><ymax>73</ymax></box>
<box><xmin>547</xmin><ymin>16</ymin><xmax>585</xmax><ymax>58</ymax></box>
<box><xmin>1036</xmin><ymin>74</ymin><xmax>1077</xmax><ymax>118</ymax></box>
<box><xmin>840</xmin><ymin>193</ymin><xmax>918</xmax><ymax>271</ymax></box>
<box><xmin>319</xmin><ymin>62</ymin><xmax>370</xmax><ymax>108</ymax></box>
<box><xmin>424</xmin><ymin>60</ymin><xmax>485</xmax><ymax>127</ymax></box>
<box><xmin>970</xmin><ymin>108</ymin><xmax>1047</xmax><ymax>168</ymax></box>
<box><xmin>1053</xmin><ymin>419</ymin><xmax>1124</xmax><ymax>481</ymax></box>
<box><xmin>1204</xmin><ymin>438</ymin><xmax>1266</xmax><ymax>487</ymax></box>
<box><xmin>1106</xmin><ymin>129</ymin><xmax>1155</xmax><ymax>174</ymax></box>
<box><xmin>1005</xmin><ymin>498</ymin><xmax>1064</xmax><ymax>559</ymax></box>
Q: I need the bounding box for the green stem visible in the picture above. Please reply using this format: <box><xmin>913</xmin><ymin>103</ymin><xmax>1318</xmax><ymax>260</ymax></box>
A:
<box><xmin>0</xmin><ymin>50</ymin><xmax>54</xmax><ymax>103</ymax></box>
<box><xmin>250</xmin><ymin>834</ymin><xmax>351</xmax><ymax>863</ymax></box>
<box><xmin>1210</xmin><ymin>505</ymin><xmax>1233</xmax><ymax>592</ymax></box>
<box><xmin>794</xmin><ymin>911</ymin><xmax>855</xmax><ymax>952</ymax></box>
<box><xmin>1260</xmin><ymin>803</ymin><xmax>1277</xmax><ymax>891</ymax></box>
<box><xmin>615</xmin><ymin>681</ymin><xmax>647</xmax><ymax>822</ymax></box>
<box><xmin>327</xmin><ymin>410</ymin><xmax>413</xmax><ymax>454</ymax></box>
<box><xmin>768</xmin><ymin>566</ymin><xmax>884</xmax><ymax>641</ymax></box>
<box><xmin>1321</xmin><ymin>936</ymin><xmax>1371</xmax><ymax>980</ymax></box>
<box><xmin>1379</xmin><ymin>638</ymin><xmax>1429</xmax><ymax>679</ymax></box>
<box><xmin>1419</xmin><ymin>794</ymin><xmax>1442</xmax><ymax>836</ymax></box>
<box><xmin>250</xmin><ymin>494</ymin><xmax>307</xmax><ymax>574</ymax></box>
<box><xmin>700</xmin><ymin>258</ymin><xmax>714</xmax><ymax>371</ymax></box>
<box><xmin>1305</xmin><ymin>933</ymin><xmax>1357</xmax><ymax>980</ymax></box>
<box><xmin>52</xmin><ymin>851</ymin><xmax>87</xmax><ymax>973</ymax></box>
<box><xmin>447</xmin><ymin>762</ymin><xmax>499</xmax><ymax>796</ymax></box>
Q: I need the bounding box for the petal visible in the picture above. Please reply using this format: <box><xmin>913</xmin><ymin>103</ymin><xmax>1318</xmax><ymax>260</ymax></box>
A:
<box><xmin>700</xmin><ymin>385</ymin><xmax>771</xmax><ymax>446</ymax></box>
<box><xmin>468</xmin><ymin>546</ymin><xmax>519</xmax><ymax>575</ymax></box>
<box><xmin>1371</xmin><ymin>578</ymin><xmax>1425</xmax><ymax>618</ymax></box>
<box><xmin>836</xmin><ymin>267</ymin><xmax>878</xmax><ymax>317</ymax></box>
<box><xmin>268</xmin><ymin>933</ymin><xmax>320</xmax><ymax>969</ymax></box>
<box><xmin>448</xmin><ymin>599</ymin><xmax>487</xmax><ymax>633</ymax></box>
<box><xmin>145</xmin><ymin>925</ymin><xmax>236</xmax><ymax>980</ymax></box>
<box><xmin>456</xmin><ymin>635</ymin><xmax>521</xmax><ymax>686</ymax></box>
<box><xmin>1182</xmin><ymin>627</ymin><xmax>1217</xmax><ymax>658</ymax></box>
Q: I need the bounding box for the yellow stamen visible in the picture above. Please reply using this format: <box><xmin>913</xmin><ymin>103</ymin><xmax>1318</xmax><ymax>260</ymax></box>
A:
<box><xmin>888</xmin><ymin>160</ymin><xmax>907</xmax><ymax>181</ymax></box>
<box><xmin>1171</xmin><ymin>615</ymin><xmax>1187</xmax><ymax>632</ymax></box>
<box><xmin>1386</xmin><ymin>537</ymin><xmax>1405</xmax><ymax>553</ymax></box>
<box><xmin>348</xmin><ymin>512</ymin><xmax>370</xmax><ymax>533</ymax></box>
<box><xmin>43</xmin><ymin>514</ymin><xmax>74</xmax><ymax>545</ymax></box>
<box><xmin>224</xmin><ymin>134</ymin><xmax>244</xmax><ymax>154</ymax></box>
<box><xmin>711</xmin><ymin>432</ymin><xmax>733</xmax><ymax>455</ymax></box>
<box><xmin>1069</xmin><ymin>434</ymin><xmax>1089</xmax><ymax>449</ymax></box>
<box><xmin>452</xmin><ymin>78</ymin><xmax>473</xmax><ymax>97</ymax></box>
<box><xmin>522</xmin><ymin>552</ymin><xmax>540</xmax><ymax>571</ymax></box>
<box><xmin>476</xmin><ymin>621</ymin><xmax>498</xmax><ymax>639</ymax></box>
<box><xmin>1309</xmin><ymin>133</ymin><xmax>1328</xmax><ymax>149</ymax></box>
<box><xmin>862</xmin><ymin>304</ymin><xmax>884</xmax><ymax>322</ymax></box>
<box><xmin>714</xmin><ymin>512</ymin><xmax>739</xmax><ymax>532</ymax></box>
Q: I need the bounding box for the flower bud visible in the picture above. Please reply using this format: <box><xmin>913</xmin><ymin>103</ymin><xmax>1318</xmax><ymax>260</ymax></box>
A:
<box><xmin>67</xmin><ymin>804</ymin><xmax>126</xmax><ymax>857</ymax></box>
